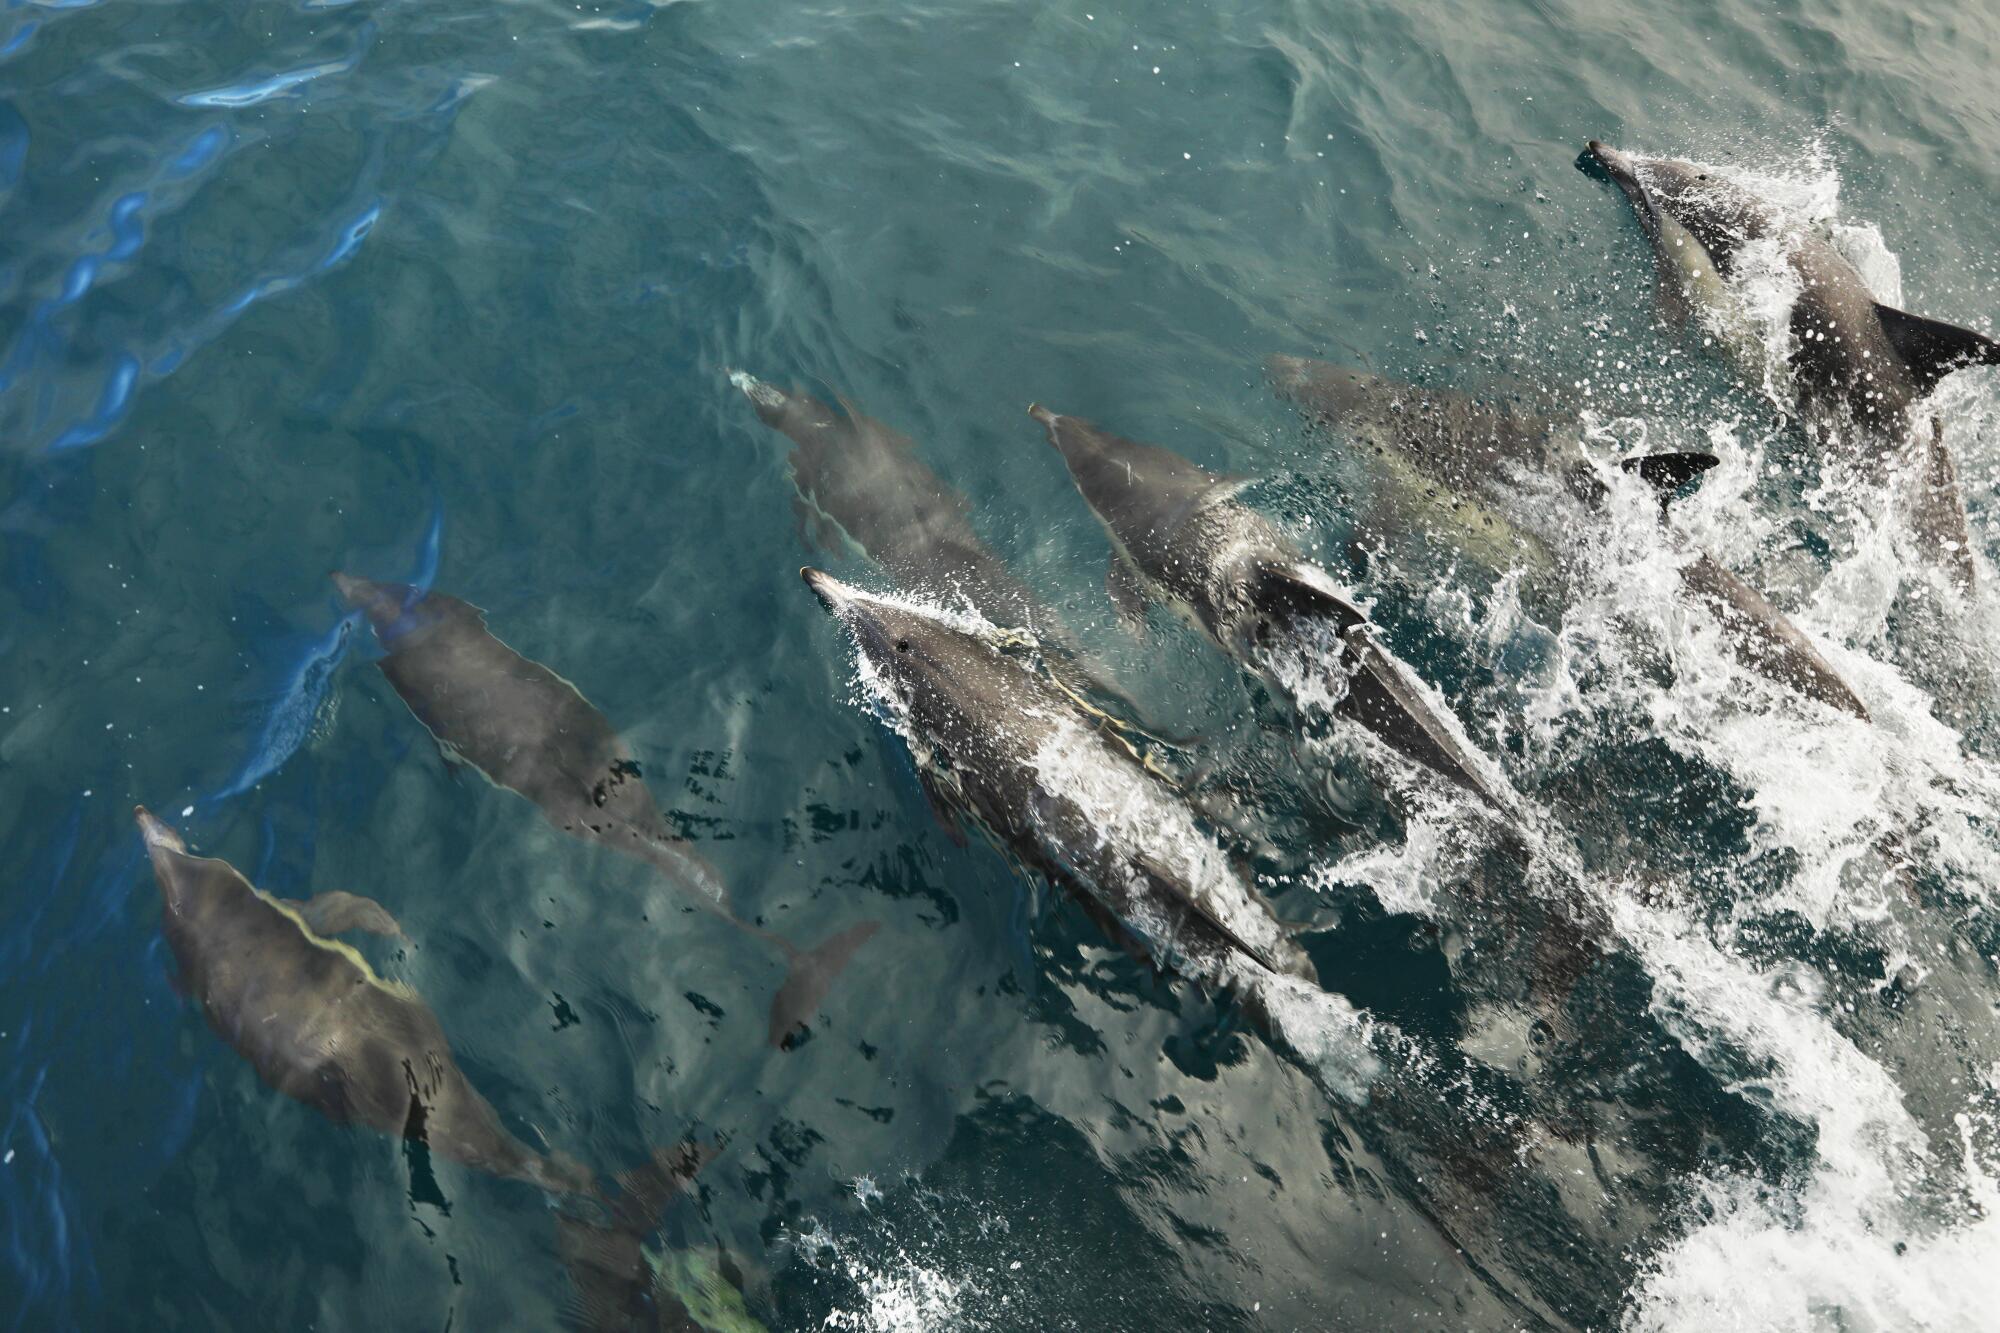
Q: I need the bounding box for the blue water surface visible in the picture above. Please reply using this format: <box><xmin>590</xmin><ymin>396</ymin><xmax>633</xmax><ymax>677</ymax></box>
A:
<box><xmin>5</xmin><ymin>2</ymin><xmax>2000</xmax><ymax>1330</ymax></box>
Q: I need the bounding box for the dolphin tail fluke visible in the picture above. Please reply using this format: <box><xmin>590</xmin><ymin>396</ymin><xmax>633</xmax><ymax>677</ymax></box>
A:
<box><xmin>556</xmin><ymin>1140</ymin><xmax>719</xmax><ymax>1331</ymax></box>
<box><xmin>768</xmin><ymin>920</ymin><xmax>882</xmax><ymax>1049</ymax></box>
<box><xmin>1620</xmin><ymin>451</ymin><xmax>1719</xmax><ymax>520</ymax></box>
<box><xmin>1873</xmin><ymin>303</ymin><xmax>2000</xmax><ymax>394</ymax></box>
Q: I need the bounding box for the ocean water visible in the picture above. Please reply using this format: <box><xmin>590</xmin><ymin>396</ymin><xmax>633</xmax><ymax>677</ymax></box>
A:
<box><xmin>5</xmin><ymin>1</ymin><xmax>2000</xmax><ymax>1329</ymax></box>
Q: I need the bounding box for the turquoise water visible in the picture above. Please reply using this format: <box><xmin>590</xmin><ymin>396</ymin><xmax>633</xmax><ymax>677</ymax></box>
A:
<box><xmin>5</xmin><ymin>1</ymin><xmax>2000</xmax><ymax>1329</ymax></box>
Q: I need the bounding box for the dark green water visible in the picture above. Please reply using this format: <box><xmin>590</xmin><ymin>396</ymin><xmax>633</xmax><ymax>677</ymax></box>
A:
<box><xmin>5</xmin><ymin>2</ymin><xmax>2000</xmax><ymax>1329</ymax></box>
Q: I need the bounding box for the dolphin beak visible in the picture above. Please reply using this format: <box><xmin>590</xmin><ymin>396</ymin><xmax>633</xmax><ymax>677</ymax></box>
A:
<box><xmin>134</xmin><ymin>806</ymin><xmax>186</xmax><ymax>853</ymax></box>
<box><xmin>728</xmin><ymin>368</ymin><xmax>786</xmax><ymax>417</ymax></box>
<box><xmin>1578</xmin><ymin>139</ymin><xmax>1636</xmax><ymax>188</ymax></box>
<box><xmin>801</xmin><ymin>567</ymin><xmax>851</xmax><ymax>613</ymax></box>
<box><xmin>330</xmin><ymin>571</ymin><xmax>364</xmax><ymax>605</ymax></box>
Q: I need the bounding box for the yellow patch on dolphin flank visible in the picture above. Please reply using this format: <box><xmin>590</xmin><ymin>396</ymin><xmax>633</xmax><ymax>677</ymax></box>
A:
<box><xmin>252</xmin><ymin>881</ymin><xmax>419</xmax><ymax>1000</ymax></box>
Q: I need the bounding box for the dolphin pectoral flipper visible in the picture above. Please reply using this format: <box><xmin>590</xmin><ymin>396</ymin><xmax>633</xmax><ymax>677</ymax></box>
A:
<box><xmin>1911</xmin><ymin>421</ymin><xmax>1977</xmax><ymax>592</ymax></box>
<box><xmin>1678</xmin><ymin>553</ymin><xmax>1870</xmax><ymax>718</ymax></box>
<box><xmin>1873</xmin><ymin>304</ymin><xmax>2000</xmax><ymax>394</ymax></box>
<box><xmin>1106</xmin><ymin>554</ymin><xmax>1151</xmax><ymax>628</ymax></box>
<box><xmin>915</xmin><ymin>767</ymin><xmax>970</xmax><ymax>848</ymax></box>
<box><xmin>767</xmin><ymin>920</ymin><xmax>882</xmax><ymax>1049</ymax></box>
<box><xmin>297</xmin><ymin>890</ymin><xmax>404</xmax><ymax>939</ymax></box>
<box><xmin>1338</xmin><ymin>629</ymin><xmax>1512</xmax><ymax>811</ymax></box>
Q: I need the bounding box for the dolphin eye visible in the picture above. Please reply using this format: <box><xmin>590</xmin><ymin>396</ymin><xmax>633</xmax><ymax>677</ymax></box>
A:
<box><xmin>895</xmin><ymin>639</ymin><xmax>912</xmax><ymax>653</ymax></box>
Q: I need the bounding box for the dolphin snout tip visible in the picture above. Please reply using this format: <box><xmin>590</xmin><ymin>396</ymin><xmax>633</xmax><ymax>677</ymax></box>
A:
<box><xmin>134</xmin><ymin>806</ymin><xmax>184</xmax><ymax>852</ymax></box>
<box><xmin>1577</xmin><ymin>139</ymin><xmax>1630</xmax><ymax>182</ymax></box>
<box><xmin>801</xmin><ymin>566</ymin><xmax>844</xmax><ymax>610</ymax></box>
<box><xmin>1026</xmin><ymin>402</ymin><xmax>1055</xmax><ymax>427</ymax></box>
<box><xmin>729</xmin><ymin>368</ymin><xmax>785</xmax><ymax>413</ymax></box>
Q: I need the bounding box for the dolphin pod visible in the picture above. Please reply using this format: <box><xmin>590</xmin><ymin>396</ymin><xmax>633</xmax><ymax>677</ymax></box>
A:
<box><xmin>120</xmin><ymin>136</ymin><xmax>1998</xmax><ymax>1330</ymax></box>
<box><xmin>1581</xmin><ymin>140</ymin><xmax>1998</xmax><ymax>590</ymax></box>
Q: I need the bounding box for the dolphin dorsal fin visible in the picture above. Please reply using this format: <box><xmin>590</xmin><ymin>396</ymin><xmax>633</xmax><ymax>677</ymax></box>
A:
<box><xmin>1873</xmin><ymin>304</ymin><xmax>2000</xmax><ymax>394</ymax></box>
<box><xmin>1251</xmin><ymin>562</ymin><xmax>1369</xmax><ymax>634</ymax></box>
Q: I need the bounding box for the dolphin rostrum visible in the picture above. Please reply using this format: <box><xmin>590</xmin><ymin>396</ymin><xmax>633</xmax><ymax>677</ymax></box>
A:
<box><xmin>136</xmin><ymin>806</ymin><xmax>594</xmax><ymax>1196</ymax></box>
<box><xmin>1582</xmin><ymin>140</ymin><xmax>1997</xmax><ymax>588</ymax></box>
<box><xmin>1028</xmin><ymin>404</ymin><xmax>1515</xmax><ymax>809</ymax></box>
<box><xmin>1267</xmin><ymin>355</ymin><xmax>1870</xmax><ymax>718</ymax></box>
<box><xmin>332</xmin><ymin>574</ymin><xmax>878</xmax><ymax>1047</ymax></box>
<box><xmin>801</xmin><ymin>571</ymin><xmax>1680</xmax><ymax>1329</ymax></box>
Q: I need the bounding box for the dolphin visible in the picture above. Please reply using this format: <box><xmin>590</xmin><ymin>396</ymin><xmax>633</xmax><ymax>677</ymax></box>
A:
<box><xmin>332</xmin><ymin>574</ymin><xmax>878</xmax><ymax>1047</ymax></box>
<box><xmin>1028</xmin><ymin>404</ymin><xmax>1515</xmax><ymax>810</ymax></box>
<box><xmin>554</xmin><ymin>1140</ymin><xmax>771</xmax><ymax>1332</ymax></box>
<box><xmin>801</xmin><ymin>571</ymin><xmax>1691</xmax><ymax>1329</ymax></box>
<box><xmin>1581</xmin><ymin>140</ymin><xmax>1996</xmax><ymax>588</ymax></box>
<box><xmin>802</xmin><ymin>568</ymin><xmax>1315</xmax><ymax>987</ymax></box>
<box><xmin>135</xmin><ymin>806</ymin><xmax>593</xmax><ymax>1196</ymax></box>
<box><xmin>1267</xmin><ymin>355</ymin><xmax>1870</xmax><ymax>718</ymax></box>
<box><xmin>728</xmin><ymin>372</ymin><xmax>1049</xmax><ymax>631</ymax></box>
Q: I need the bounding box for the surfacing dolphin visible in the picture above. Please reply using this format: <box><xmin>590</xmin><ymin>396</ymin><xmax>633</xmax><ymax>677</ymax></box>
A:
<box><xmin>727</xmin><ymin>371</ymin><xmax>1049</xmax><ymax>632</ymax></box>
<box><xmin>800</xmin><ymin>569</ymin><xmax>1314</xmax><ymax>988</ymax></box>
<box><xmin>1267</xmin><ymin>355</ymin><xmax>1870</xmax><ymax>719</ymax></box>
<box><xmin>332</xmin><ymin>574</ymin><xmax>877</xmax><ymax>1047</ymax></box>
<box><xmin>801</xmin><ymin>570</ymin><xmax>1666</xmax><ymax>1330</ymax></box>
<box><xmin>1582</xmin><ymin>140</ymin><xmax>1998</xmax><ymax>588</ymax></box>
<box><xmin>136</xmin><ymin>806</ymin><xmax>594</xmax><ymax>1196</ymax></box>
<box><xmin>1028</xmin><ymin>404</ymin><xmax>1516</xmax><ymax>810</ymax></box>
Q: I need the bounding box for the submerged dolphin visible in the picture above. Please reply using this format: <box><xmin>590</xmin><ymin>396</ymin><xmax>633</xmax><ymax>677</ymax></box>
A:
<box><xmin>136</xmin><ymin>807</ymin><xmax>592</xmax><ymax>1195</ymax></box>
<box><xmin>555</xmin><ymin>1141</ymin><xmax>771</xmax><ymax>1332</ymax></box>
<box><xmin>728</xmin><ymin>371</ymin><xmax>1049</xmax><ymax>631</ymax></box>
<box><xmin>1028</xmin><ymin>404</ymin><xmax>1514</xmax><ymax>809</ymax></box>
<box><xmin>332</xmin><ymin>574</ymin><xmax>877</xmax><ymax>1046</ymax></box>
<box><xmin>801</xmin><ymin>571</ymin><xmax>1673</xmax><ymax>1329</ymax></box>
<box><xmin>1267</xmin><ymin>355</ymin><xmax>1869</xmax><ymax>718</ymax></box>
<box><xmin>1582</xmin><ymin>140</ymin><xmax>1997</xmax><ymax>587</ymax></box>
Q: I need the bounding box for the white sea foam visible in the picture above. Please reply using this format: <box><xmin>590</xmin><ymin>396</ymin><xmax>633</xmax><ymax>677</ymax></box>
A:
<box><xmin>1523</xmin><ymin>149</ymin><xmax>2000</xmax><ymax>1330</ymax></box>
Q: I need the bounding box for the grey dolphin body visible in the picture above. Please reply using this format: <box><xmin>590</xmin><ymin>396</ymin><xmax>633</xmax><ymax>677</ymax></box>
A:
<box><xmin>801</xmin><ymin>570</ymin><xmax>1671</xmax><ymax>1329</ymax></box>
<box><xmin>1583</xmin><ymin>140</ymin><xmax>1999</xmax><ymax>588</ymax></box>
<box><xmin>1267</xmin><ymin>355</ymin><xmax>1870</xmax><ymax>718</ymax></box>
<box><xmin>729</xmin><ymin>372</ymin><xmax>1048</xmax><ymax>631</ymax></box>
<box><xmin>801</xmin><ymin>568</ymin><xmax>1315</xmax><ymax>987</ymax></box>
<box><xmin>136</xmin><ymin>807</ymin><xmax>592</xmax><ymax>1196</ymax></box>
<box><xmin>1028</xmin><ymin>404</ymin><xmax>1514</xmax><ymax>809</ymax></box>
<box><xmin>332</xmin><ymin>574</ymin><xmax>877</xmax><ymax>1046</ymax></box>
